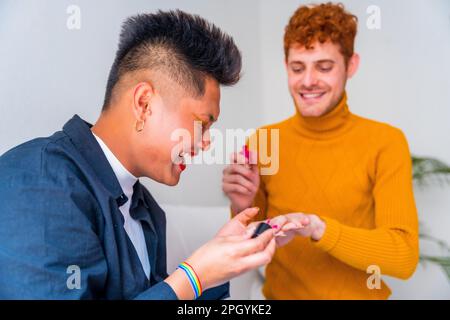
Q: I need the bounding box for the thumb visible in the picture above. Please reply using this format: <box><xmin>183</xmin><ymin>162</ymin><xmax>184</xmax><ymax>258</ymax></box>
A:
<box><xmin>233</xmin><ymin>207</ymin><xmax>260</xmax><ymax>226</ymax></box>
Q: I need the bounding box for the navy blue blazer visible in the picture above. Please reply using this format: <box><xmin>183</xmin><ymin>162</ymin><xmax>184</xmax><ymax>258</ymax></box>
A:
<box><xmin>0</xmin><ymin>115</ymin><xmax>229</xmax><ymax>300</ymax></box>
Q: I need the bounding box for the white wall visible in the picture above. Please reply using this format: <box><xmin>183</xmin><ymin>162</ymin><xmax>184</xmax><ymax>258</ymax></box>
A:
<box><xmin>0</xmin><ymin>0</ymin><xmax>449</xmax><ymax>298</ymax></box>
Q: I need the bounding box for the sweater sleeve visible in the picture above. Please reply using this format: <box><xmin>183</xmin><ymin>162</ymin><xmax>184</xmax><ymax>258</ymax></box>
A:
<box><xmin>313</xmin><ymin>128</ymin><xmax>419</xmax><ymax>279</ymax></box>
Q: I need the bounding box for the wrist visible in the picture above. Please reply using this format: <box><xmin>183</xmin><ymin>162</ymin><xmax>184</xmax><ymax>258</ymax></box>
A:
<box><xmin>178</xmin><ymin>261</ymin><xmax>203</xmax><ymax>299</ymax></box>
<box><xmin>164</xmin><ymin>269</ymin><xmax>196</xmax><ymax>300</ymax></box>
<box><xmin>311</xmin><ymin>218</ymin><xmax>326</xmax><ymax>241</ymax></box>
<box><xmin>165</xmin><ymin>261</ymin><xmax>205</xmax><ymax>300</ymax></box>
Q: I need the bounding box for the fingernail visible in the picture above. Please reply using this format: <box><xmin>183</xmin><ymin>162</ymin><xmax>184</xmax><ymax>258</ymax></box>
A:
<box><xmin>266</xmin><ymin>219</ymin><xmax>271</xmax><ymax>224</ymax></box>
<box><xmin>253</xmin><ymin>207</ymin><xmax>260</xmax><ymax>212</ymax></box>
<box><xmin>242</xmin><ymin>145</ymin><xmax>250</xmax><ymax>160</ymax></box>
<box><xmin>272</xmin><ymin>225</ymin><xmax>279</xmax><ymax>229</ymax></box>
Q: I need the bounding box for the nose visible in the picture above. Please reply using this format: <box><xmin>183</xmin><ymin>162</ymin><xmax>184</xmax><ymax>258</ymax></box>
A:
<box><xmin>302</xmin><ymin>68</ymin><xmax>319</xmax><ymax>88</ymax></box>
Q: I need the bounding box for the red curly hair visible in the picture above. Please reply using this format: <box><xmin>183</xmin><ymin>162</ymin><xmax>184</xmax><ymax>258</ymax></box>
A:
<box><xmin>284</xmin><ymin>2</ymin><xmax>358</xmax><ymax>65</ymax></box>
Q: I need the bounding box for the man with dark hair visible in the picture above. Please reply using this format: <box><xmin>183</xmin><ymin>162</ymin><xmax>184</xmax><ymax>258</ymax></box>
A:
<box><xmin>0</xmin><ymin>10</ymin><xmax>277</xmax><ymax>299</ymax></box>
<box><xmin>103</xmin><ymin>11</ymin><xmax>241</xmax><ymax>111</ymax></box>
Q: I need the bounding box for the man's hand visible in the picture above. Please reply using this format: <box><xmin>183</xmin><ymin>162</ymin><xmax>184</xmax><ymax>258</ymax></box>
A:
<box><xmin>216</xmin><ymin>207</ymin><xmax>261</xmax><ymax>237</ymax></box>
<box><xmin>222</xmin><ymin>148</ymin><xmax>259</xmax><ymax>214</ymax></box>
<box><xmin>166</xmin><ymin>207</ymin><xmax>278</xmax><ymax>299</ymax></box>
<box><xmin>217</xmin><ymin>207</ymin><xmax>299</xmax><ymax>245</ymax></box>
<box><xmin>269</xmin><ymin>213</ymin><xmax>326</xmax><ymax>246</ymax></box>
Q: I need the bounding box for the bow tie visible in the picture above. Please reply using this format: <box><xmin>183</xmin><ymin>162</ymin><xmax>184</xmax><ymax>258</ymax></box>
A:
<box><xmin>116</xmin><ymin>180</ymin><xmax>152</xmax><ymax>224</ymax></box>
<box><xmin>130</xmin><ymin>180</ymin><xmax>150</xmax><ymax>212</ymax></box>
<box><xmin>129</xmin><ymin>181</ymin><xmax>155</xmax><ymax>231</ymax></box>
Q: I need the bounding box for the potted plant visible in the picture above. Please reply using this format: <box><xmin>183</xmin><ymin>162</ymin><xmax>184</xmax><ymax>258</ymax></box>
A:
<box><xmin>413</xmin><ymin>155</ymin><xmax>450</xmax><ymax>280</ymax></box>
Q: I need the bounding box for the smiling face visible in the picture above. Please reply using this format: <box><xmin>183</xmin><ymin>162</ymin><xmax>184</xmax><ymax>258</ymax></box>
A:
<box><xmin>133</xmin><ymin>76</ymin><xmax>220</xmax><ymax>186</ymax></box>
<box><xmin>286</xmin><ymin>41</ymin><xmax>359</xmax><ymax>117</ymax></box>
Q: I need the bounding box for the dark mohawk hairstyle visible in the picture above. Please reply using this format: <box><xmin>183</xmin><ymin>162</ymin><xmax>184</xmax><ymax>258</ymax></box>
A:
<box><xmin>102</xmin><ymin>10</ymin><xmax>242</xmax><ymax>110</ymax></box>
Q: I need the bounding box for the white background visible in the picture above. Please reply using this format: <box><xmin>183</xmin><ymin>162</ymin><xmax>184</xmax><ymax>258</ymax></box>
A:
<box><xmin>0</xmin><ymin>0</ymin><xmax>449</xmax><ymax>298</ymax></box>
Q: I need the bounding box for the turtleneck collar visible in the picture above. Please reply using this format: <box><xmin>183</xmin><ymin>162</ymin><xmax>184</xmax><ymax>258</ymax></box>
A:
<box><xmin>291</xmin><ymin>92</ymin><xmax>354</xmax><ymax>140</ymax></box>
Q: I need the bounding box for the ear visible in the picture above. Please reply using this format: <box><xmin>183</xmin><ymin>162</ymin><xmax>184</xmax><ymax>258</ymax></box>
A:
<box><xmin>346</xmin><ymin>53</ymin><xmax>360</xmax><ymax>79</ymax></box>
<box><xmin>132</xmin><ymin>82</ymin><xmax>154</xmax><ymax>121</ymax></box>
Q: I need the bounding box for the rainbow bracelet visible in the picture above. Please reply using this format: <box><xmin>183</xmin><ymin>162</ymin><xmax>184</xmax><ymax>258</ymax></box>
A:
<box><xmin>178</xmin><ymin>262</ymin><xmax>203</xmax><ymax>299</ymax></box>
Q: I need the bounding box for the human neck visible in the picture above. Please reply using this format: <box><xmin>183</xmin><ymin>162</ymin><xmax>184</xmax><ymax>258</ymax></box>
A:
<box><xmin>91</xmin><ymin>110</ymin><xmax>139</xmax><ymax>177</ymax></box>
<box><xmin>292</xmin><ymin>92</ymin><xmax>353</xmax><ymax>140</ymax></box>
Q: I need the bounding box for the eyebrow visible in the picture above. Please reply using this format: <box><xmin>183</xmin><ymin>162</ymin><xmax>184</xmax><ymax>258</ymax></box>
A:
<box><xmin>289</xmin><ymin>59</ymin><xmax>335</xmax><ymax>65</ymax></box>
<box><xmin>316</xmin><ymin>59</ymin><xmax>335</xmax><ymax>64</ymax></box>
<box><xmin>289</xmin><ymin>61</ymin><xmax>305</xmax><ymax>65</ymax></box>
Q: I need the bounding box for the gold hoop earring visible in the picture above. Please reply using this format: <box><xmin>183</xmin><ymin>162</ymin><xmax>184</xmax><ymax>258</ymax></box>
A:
<box><xmin>135</xmin><ymin>120</ymin><xmax>145</xmax><ymax>132</ymax></box>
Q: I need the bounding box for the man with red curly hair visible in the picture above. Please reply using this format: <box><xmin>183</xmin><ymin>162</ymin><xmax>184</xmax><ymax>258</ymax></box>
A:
<box><xmin>223</xmin><ymin>2</ymin><xmax>419</xmax><ymax>299</ymax></box>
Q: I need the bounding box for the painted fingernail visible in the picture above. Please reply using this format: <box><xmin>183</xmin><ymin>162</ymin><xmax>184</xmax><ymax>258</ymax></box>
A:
<box><xmin>272</xmin><ymin>225</ymin><xmax>279</xmax><ymax>229</ymax></box>
<box><xmin>243</xmin><ymin>145</ymin><xmax>250</xmax><ymax>160</ymax></box>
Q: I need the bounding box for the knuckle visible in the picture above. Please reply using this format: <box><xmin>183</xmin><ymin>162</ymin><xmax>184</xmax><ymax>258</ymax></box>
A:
<box><xmin>228</xmin><ymin>247</ymin><xmax>238</xmax><ymax>258</ymax></box>
<box><xmin>257</xmin><ymin>240</ymin><xmax>265</xmax><ymax>252</ymax></box>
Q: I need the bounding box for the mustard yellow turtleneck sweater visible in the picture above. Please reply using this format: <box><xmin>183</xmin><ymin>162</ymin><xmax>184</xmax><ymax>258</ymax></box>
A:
<box><xmin>248</xmin><ymin>93</ymin><xmax>419</xmax><ymax>299</ymax></box>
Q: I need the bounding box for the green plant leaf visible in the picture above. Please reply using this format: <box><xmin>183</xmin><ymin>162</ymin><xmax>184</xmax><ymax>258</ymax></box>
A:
<box><xmin>412</xmin><ymin>155</ymin><xmax>450</xmax><ymax>186</ymax></box>
<box><xmin>420</xmin><ymin>255</ymin><xmax>450</xmax><ymax>280</ymax></box>
<box><xmin>413</xmin><ymin>155</ymin><xmax>450</xmax><ymax>282</ymax></box>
